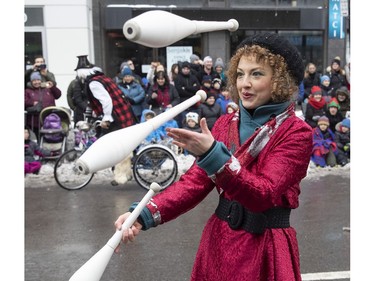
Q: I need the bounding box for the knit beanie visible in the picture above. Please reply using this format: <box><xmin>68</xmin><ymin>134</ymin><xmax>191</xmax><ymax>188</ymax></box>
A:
<box><xmin>320</xmin><ymin>75</ymin><xmax>330</xmax><ymax>84</ymax></box>
<box><xmin>214</xmin><ymin>58</ymin><xmax>225</xmax><ymax>68</ymax></box>
<box><xmin>332</xmin><ymin>58</ymin><xmax>341</xmax><ymax>66</ymax></box>
<box><xmin>311</xmin><ymin>86</ymin><xmax>322</xmax><ymax>95</ymax></box>
<box><xmin>190</xmin><ymin>54</ymin><xmax>200</xmax><ymax>63</ymax></box>
<box><xmin>202</xmin><ymin>75</ymin><xmax>212</xmax><ymax>83</ymax></box>
<box><xmin>212</xmin><ymin>78</ymin><xmax>222</xmax><ymax>86</ymax></box>
<box><xmin>206</xmin><ymin>92</ymin><xmax>217</xmax><ymax>101</ymax></box>
<box><xmin>227</xmin><ymin>102</ymin><xmax>239</xmax><ymax>111</ymax></box>
<box><xmin>341</xmin><ymin>118</ymin><xmax>350</xmax><ymax>128</ymax></box>
<box><xmin>120</xmin><ymin>61</ymin><xmax>129</xmax><ymax>71</ymax></box>
<box><xmin>121</xmin><ymin>67</ymin><xmax>133</xmax><ymax>77</ymax></box>
<box><xmin>181</xmin><ymin>61</ymin><xmax>190</xmax><ymax>69</ymax></box>
<box><xmin>236</xmin><ymin>33</ymin><xmax>304</xmax><ymax>84</ymax></box>
<box><xmin>185</xmin><ymin>112</ymin><xmax>199</xmax><ymax>124</ymax></box>
<box><xmin>318</xmin><ymin>116</ymin><xmax>330</xmax><ymax>126</ymax></box>
<box><xmin>328</xmin><ymin>98</ymin><xmax>340</xmax><ymax>109</ymax></box>
<box><xmin>30</xmin><ymin>72</ymin><xmax>42</xmax><ymax>81</ymax></box>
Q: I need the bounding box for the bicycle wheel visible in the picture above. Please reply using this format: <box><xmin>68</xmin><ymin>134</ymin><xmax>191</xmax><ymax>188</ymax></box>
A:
<box><xmin>133</xmin><ymin>145</ymin><xmax>178</xmax><ymax>190</ymax></box>
<box><xmin>54</xmin><ymin>148</ymin><xmax>94</xmax><ymax>190</ymax></box>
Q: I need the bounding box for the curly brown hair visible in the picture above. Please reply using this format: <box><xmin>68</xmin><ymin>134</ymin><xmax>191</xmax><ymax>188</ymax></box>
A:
<box><xmin>226</xmin><ymin>45</ymin><xmax>298</xmax><ymax>104</ymax></box>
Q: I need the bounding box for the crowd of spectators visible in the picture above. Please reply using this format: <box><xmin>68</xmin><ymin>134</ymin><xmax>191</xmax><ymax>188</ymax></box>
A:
<box><xmin>24</xmin><ymin>53</ymin><xmax>350</xmax><ymax>171</ymax></box>
<box><xmin>300</xmin><ymin>57</ymin><xmax>351</xmax><ymax>167</ymax></box>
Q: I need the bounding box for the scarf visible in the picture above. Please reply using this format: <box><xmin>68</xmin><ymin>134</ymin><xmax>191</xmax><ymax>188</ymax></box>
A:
<box><xmin>308</xmin><ymin>97</ymin><xmax>326</xmax><ymax>109</ymax></box>
<box><xmin>152</xmin><ymin>84</ymin><xmax>171</xmax><ymax>107</ymax></box>
<box><xmin>228</xmin><ymin>103</ymin><xmax>295</xmax><ymax>166</ymax></box>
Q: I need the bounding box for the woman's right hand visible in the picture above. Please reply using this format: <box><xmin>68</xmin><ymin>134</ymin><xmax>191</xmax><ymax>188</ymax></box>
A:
<box><xmin>114</xmin><ymin>212</ymin><xmax>143</xmax><ymax>253</ymax></box>
<box><xmin>166</xmin><ymin>118</ymin><xmax>215</xmax><ymax>156</ymax></box>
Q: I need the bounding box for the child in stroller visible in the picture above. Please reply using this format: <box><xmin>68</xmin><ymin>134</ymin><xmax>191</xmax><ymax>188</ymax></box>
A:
<box><xmin>39</xmin><ymin>106</ymin><xmax>72</xmax><ymax>160</ymax></box>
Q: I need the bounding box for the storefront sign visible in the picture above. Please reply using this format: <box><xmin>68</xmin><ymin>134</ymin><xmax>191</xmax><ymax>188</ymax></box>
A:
<box><xmin>166</xmin><ymin>46</ymin><xmax>192</xmax><ymax>73</ymax></box>
<box><xmin>329</xmin><ymin>0</ymin><xmax>345</xmax><ymax>39</ymax></box>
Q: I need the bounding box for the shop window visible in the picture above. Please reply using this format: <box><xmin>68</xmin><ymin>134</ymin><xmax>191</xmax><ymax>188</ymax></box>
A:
<box><xmin>105</xmin><ymin>30</ymin><xmax>201</xmax><ymax>79</ymax></box>
<box><xmin>25</xmin><ymin>32</ymin><xmax>44</xmax><ymax>71</ymax></box>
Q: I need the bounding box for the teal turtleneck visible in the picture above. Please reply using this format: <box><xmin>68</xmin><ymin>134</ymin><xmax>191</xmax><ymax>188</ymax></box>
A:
<box><xmin>197</xmin><ymin>99</ymin><xmax>291</xmax><ymax>176</ymax></box>
<box><xmin>239</xmin><ymin>100</ymin><xmax>291</xmax><ymax>144</ymax></box>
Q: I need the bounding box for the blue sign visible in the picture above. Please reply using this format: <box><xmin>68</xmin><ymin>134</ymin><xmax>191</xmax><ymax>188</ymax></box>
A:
<box><xmin>329</xmin><ymin>0</ymin><xmax>345</xmax><ymax>39</ymax></box>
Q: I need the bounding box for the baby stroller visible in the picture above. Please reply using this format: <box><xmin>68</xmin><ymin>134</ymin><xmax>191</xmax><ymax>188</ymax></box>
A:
<box><xmin>39</xmin><ymin>106</ymin><xmax>72</xmax><ymax>160</ymax></box>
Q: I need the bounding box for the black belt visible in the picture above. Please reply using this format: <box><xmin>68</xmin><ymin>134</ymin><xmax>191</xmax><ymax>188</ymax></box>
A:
<box><xmin>215</xmin><ymin>196</ymin><xmax>291</xmax><ymax>234</ymax></box>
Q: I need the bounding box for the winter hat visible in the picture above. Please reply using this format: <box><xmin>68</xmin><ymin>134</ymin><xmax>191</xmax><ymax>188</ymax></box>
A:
<box><xmin>185</xmin><ymin>112</ymin><xmax>199</xmax><ymax>124</ymax></box>
<box><xmin>341</xmin><ymin>118</ymin><xmax>350</xmax><ymax>129</ymax></box>
<box><xmin>336</xmin><ymin>86</ymin><xmax>349</xmax><ymax>97</ymax></box>
<box><xmin>145</xmin><ymin>111</ymin><xmax>156</xmax><ymax>119</ymax></box>
<box><xmin>202</xmin><ymin>75</ymin><xmax>212</xmax><ymax>83</ymax></box>
<box><xmin>317</xmin><ymin>116</ymin><xmax>330</xmax><ymax>126</ymax></box>
<box><xmin>30</xmin><ymin>71</ymin><xmax>42</xmax><ymax>81</ymax></box>
<box><xmin>212</xmin><ymin>78</ymin><xmax>222</xmax><ymax>86</ymax></box>
<box><xmin>190</xmin><ymin>54</ymin><xmax>200</xmax><ymax>63</ymax></box>
<box><xmin>121</xmin><ymin>66</ymin><xmax>133</xmax><ymax>77</ymax></box>
<box><xmin>206</xmin><ymin>92</ymin><xmax>217</xmax><ymax>101</ymax></box>
<box><xmin>311</xmin><ymin>86</ymin><xmax>322</xmax><ymax>95</ymax></box>
<box><xmin>236</xmin><ymin>33</ymin><xmax>304</xmax><ymax>85</ymax></box>
<box><xmin>75</xmin><ymin>55</ymin><xmax>95</xmax><ymax>71</ymax></box>
<box><xmin>328</xmin><ymin>98</ymin><xmax>340</xmax><ymax>109</ymax></box>
<box><xmin>214</xmin><ymin>58</ymin><xmax>225</xmax><ymax>68</ymax></box>
<box><xmin>203</xmin><ymin>56</ymin><xmax>212</xmax><ymax>63</ymax></box>
<box><xmin>320</xmin><ymin>75</ymin><xmax>330</xmax><ymax>84</ymax></box>
<box><xmin>331</xmin><ymin>57</ymin><xmax>341</xmax><ymax>66</ymax></box>
<box><xmin>181</xmin><ymin>61</ymin><xmax>190</xmax><ymax>69</ymax></box>
<box><xmin>120</xmin><ymin>61</ymin><xmax>129</xmax><ymax>71</ymax></box>
<box><xmin>227</xmin><ymin>102</ymin><xmax>239</xmax><ymax>112</ymax></box>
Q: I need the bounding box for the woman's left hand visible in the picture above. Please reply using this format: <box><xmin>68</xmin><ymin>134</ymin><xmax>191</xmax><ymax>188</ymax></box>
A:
<box><xmin>166</xmin><ymin>118</ymin><xmax>214</xmax><ymax>156</ymax></box>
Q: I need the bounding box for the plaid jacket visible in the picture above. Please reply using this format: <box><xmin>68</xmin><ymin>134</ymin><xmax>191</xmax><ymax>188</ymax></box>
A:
<box><xmin>87</xmin><ymin>73</ymin><xmax>136</xmax><ymax>128</ymax></box>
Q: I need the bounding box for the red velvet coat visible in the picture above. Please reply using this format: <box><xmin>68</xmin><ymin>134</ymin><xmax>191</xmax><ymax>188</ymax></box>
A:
<box><xmin>147</xmin><ymin>111</ymin><xmax>312</xmax><ymax>281</ymax></box>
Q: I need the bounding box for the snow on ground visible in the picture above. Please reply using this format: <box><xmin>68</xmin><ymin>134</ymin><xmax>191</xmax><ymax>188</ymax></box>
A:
<box><xmin>24</xmin><ymin>153</ymin><xmax>349</xmax><ymax>188</ymax></box>
<box><xmin>25</xmin><ymin>108</ymin><xmax>350</xmax><ymax>188</ymax></box>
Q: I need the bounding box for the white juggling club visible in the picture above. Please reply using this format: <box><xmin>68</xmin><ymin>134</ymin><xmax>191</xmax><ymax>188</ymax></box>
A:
<box><xmin>69</xmin><ymin>182</ymin><xmax>162</xmax><ymax>281</ymax></box>
<box><xmin>76</xmin><ymin>90</ymin><xmax>207</xmax><ymax>174</ymax></box>
<box><xmin>123</xmin><ymin>10</ymin><xmax>239</xmax><ymax>48</ymax></box>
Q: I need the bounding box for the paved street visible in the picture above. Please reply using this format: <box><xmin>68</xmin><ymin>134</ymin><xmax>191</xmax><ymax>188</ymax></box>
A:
<box><xmin>25</xmin><ymin>171</ymin><xmax>350</xmax><ymax>281</ymax></box>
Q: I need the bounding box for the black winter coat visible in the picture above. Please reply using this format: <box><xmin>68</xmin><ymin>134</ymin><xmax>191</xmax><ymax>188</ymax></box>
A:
<box><xmin>326</xmin><ymin>111</ymin><xmax>344</xmax><ymax>133</ymax></box>
<box><xmin>334</xmin><ymin>130</ymin><xmax>350</xmax><ymax>150</ymax></box>
<box><xmin>305</xmin><ymin>103</ymin><xmax>328</xmax><ymax>128</ymax></box>
<box><xmin>327</xmin><ymin>70</ymin><xmax>347</xmax><ymax>97</ymax></box>
<box><xmin>174</xmin><ymin>73</ymin><xmax>201</xmax><ymax>103</ymax></box>
<box><xmin>199</xmin><ymin>102</ymin><xmax>222</xmax><ymax>130</ymax></box>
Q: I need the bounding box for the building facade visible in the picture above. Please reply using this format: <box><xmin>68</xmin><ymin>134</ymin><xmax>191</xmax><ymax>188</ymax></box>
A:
<box><xmin>25</xmin><ymin>0</ymin><xmax>350</xmax><ymax>108</ymax></box>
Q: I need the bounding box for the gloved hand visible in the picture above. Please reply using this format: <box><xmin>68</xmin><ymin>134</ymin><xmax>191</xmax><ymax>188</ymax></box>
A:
<box><xmin>312</xmin><ymin>115</ymin><xmax>321</xmax><ymax>121</ymax></box>
<box><xmin>126</xmin><ymin>97</ymin><xmax>135</xmax><ymax>105</ymax></box>
<box><xmin>343</xmin><ymin>144</ymin><xmax>350</xmax><ymax>151</ymax></box>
